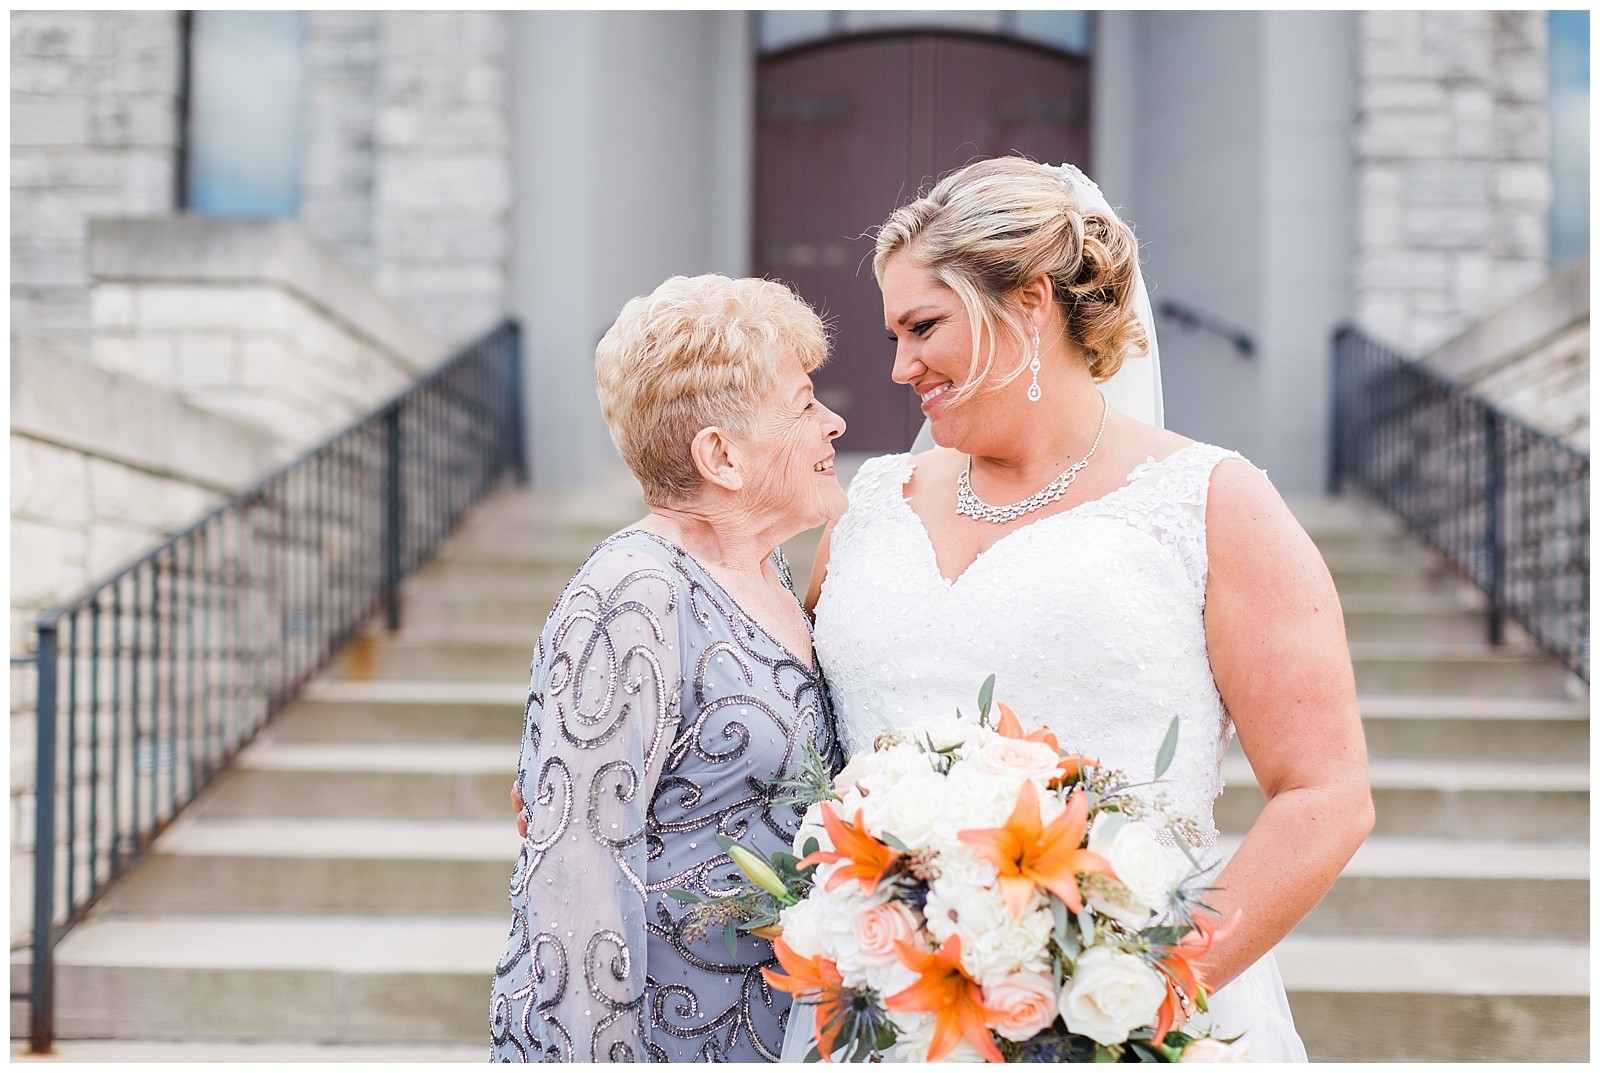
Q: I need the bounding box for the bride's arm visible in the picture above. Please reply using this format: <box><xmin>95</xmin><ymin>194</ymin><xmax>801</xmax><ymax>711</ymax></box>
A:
<box><xmin>1195</xmin><ymin>459</ymin><xmax>1374</xmax><ymax>992</ymax></box>
<box><xmin>803</xmin><ymin>521</ymin><xmax>838</xmax><ymax>613</ymax></box>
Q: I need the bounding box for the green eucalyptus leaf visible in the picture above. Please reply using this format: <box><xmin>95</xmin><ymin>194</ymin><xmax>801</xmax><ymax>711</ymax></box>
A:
<box><xmin>1095</xmin><ymin>811</ymin><xmax>1127</xmax><ymax>843</ymax></box>
<box><xmin>665</xmin><ymin>888</ymin><xmax>702</xmax><ymax>904</ymax></box>
<box><xmin>804</xmin><ymin>1045</ymin><xmax>821</xmax><ymax>1064</ymax></box>
<box><xmin>1077</xmin><ymin>908</ymin><xmax>1096</xmax><ymax>946</ymax></box>
<box><xmin>978</xmin><ymin>674</ymin><xmax>996</xmax><ymax>722</ymax></box>
<box><xmin>1169</xmin><ymin>822</ymin><xmax>1202</xmax><ymax>871</ymax></box>
<box><xmin>714</xmin><ymin>833</ymin><xmax>740</xmax><ymax>855</ymax></box>
<box><xmin>724</xmin><ymin>920</ymin><xmax>739</xmax><ymax>957</ymax></box>
<box><xmin>801</xmin><ymin>836</ymin><xmax>820</xmax><ymax>859</ymax></box>
<box><xmin>1154</xmin><ymin>716</ymin><xmax>1180</xmax><ymax>779</ymax></box>
<box><xmin>1050</xmin><ymin>895</ymin><xmax>1071</xmax><ymax>947</ymax></box>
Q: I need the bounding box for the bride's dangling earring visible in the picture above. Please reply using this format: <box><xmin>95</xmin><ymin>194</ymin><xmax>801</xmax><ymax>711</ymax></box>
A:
<box><xmin>1027</xmin><ymin>326</ymin><xmax>1043</xmax><ymax>402</ymax></box>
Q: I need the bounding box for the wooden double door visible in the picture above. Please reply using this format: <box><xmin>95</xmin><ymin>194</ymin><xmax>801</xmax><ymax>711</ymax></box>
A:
<box><xmin>756</xmin><ymin>32</ymin><xmax>1091</xmax><ymax>452</ymax></box>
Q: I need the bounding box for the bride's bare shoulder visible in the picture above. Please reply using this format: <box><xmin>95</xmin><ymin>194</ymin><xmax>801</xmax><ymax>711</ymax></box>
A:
<box><xmin>902</xmin><ymin>445</ymin><xmax>963</xmax><ymax>496</ymax></box>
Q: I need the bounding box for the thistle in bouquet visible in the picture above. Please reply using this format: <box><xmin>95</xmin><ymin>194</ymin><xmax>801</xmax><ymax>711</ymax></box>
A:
<box><xmin>760</xmin><ymin>675</ymin><xmax>1249</xmax><ymax>1063</ymax></box>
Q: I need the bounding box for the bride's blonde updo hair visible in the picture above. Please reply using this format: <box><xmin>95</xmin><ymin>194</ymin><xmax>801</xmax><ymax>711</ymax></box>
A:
<box><xmin>873</xmin><ymin>157</ymin><xmax>1147</xmax><ymax>404</ymax></box>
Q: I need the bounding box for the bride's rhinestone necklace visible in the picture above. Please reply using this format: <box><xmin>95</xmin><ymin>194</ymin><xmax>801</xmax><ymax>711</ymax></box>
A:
<box><xmin>955</xmin><ymin>395</ymin><xmax>1109</xmax><ymax>524</ymax></box>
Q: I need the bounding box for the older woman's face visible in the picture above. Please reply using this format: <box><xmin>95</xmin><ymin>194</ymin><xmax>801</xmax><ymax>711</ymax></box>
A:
<box><xmin>737</xmin><ymin>355</ymin><xmax>847</xmax><ymax>532</ymax></box>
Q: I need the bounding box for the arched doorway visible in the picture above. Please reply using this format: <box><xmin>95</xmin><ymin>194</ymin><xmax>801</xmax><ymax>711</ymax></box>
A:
<box><xmin>755</xmin><ymin>31</ymin><xmax>1091</xmax><ymax>453</ymax></box>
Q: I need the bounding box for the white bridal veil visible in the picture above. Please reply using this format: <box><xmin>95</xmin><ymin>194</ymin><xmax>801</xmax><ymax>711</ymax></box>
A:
<box><xmin>908</xmin><ymin>162</ymin><xmax>1164</xmax><ymax>455</ymax></box>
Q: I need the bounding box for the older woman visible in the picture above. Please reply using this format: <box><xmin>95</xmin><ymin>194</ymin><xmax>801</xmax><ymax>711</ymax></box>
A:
<box><xmin>797</xmin><ymin>158</ymin><xmax>1373</xmax><ymax>1061</ymax></box>
<box><xmin>490</xmin><ymin>275</ymin><xmax>848</xmax><ymax>1062</ymax></box>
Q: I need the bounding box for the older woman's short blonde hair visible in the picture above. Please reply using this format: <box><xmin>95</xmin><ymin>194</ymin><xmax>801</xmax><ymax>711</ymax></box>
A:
<box><xmin>874</xmin><ymin>157</ymin><xmax>1146</xmax><ymax>406</ymax></box>
<box><xmin>595</xmin><ymin>274</ymin><xmax>829</xmax><ymax>505</ymax></box>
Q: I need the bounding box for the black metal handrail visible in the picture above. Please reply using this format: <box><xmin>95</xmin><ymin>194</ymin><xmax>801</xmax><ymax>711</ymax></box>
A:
<box><xmin>1329</xmin><ymin>325</ymin><xmax>1588</xmax><ymax>681</ymax></box>
<box><xmin>26</xmin><ymin>319</ymin><xmax>525</xmax><ymax>1052</ymax></box>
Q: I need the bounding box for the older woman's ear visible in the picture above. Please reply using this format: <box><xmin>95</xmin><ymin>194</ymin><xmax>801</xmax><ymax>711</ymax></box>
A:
<box><xmin>689</xmin><ymin>426</ymin><xmax>744</xmax><ymax>492</ymax></box>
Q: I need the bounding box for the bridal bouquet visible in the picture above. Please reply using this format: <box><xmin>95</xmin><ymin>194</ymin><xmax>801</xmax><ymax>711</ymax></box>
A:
<box><xmin>741</xmin><ymin>679</ymin><xmax>1245</xmax><ymax>1063</ymax></box>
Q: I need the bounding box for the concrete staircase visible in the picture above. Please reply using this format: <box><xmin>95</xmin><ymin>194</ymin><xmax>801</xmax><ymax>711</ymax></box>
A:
<box><xmin>16</xmin><ymin>482</ymin><xmax>1587</xmax><ymax>1062</ymax></box>
<box><xmin>16</xmin><ymin>479</ymin><xmax>642</xmax><ymax>1061</ymax></box>
<box><xmin>1222</xmin><ymin>495</ymin><xmax>1589</xmax><ymax>1063</ymax></box>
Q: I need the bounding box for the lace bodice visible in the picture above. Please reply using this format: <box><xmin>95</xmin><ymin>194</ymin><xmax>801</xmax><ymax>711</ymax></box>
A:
<box><xmin>491</xmin><ymin>530</ymin><xmax>844</xmax><ymax>1062</ymax></box>
<box><xmin>813</xmin><ymin>443</ymin><xmax>1247</xmax><ymax>860</ymax></box>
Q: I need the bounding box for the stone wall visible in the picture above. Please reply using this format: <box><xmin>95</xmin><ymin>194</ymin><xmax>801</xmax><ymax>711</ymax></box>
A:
<box><xmin>1355</xmin><ymin>11</ymin><xmax>1552</xmax><ymax>355</ymax></box>
<box><xmin>10</xmin><ymin>11</ymin><xmax>183</xmax><ymax>356</ymax></box>
<box><xmin>87</xmin><ymin>217</ymin><xmax>443</xmax><ymax>446</ymax></box>
<box><xmin>299</xmin><ymin>12</ymin><xmax>514</xmax><ymax>345</ymax></box>
<box><xmin>9</xmin><ymin>334</ymin><xmax>293</xmax><ymax>946</ymax></box>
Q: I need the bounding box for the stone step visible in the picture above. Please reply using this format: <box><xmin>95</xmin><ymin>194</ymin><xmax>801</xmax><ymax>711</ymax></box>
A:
<box><xmin>271</xmin><ymin>681</ymin><xmax>523</xmax><ymax>743</ymax></box>
<box><xmin>1327</xmin><ymin>565</ymin><xmax>1473</xmax><ymax>597</ymax></box>
<box><xmin>1342</xmin><ymin>606</ymin><xmax>1491</xmax><ymax>642</ymax></box>
<box><xmin>1215</xmin><ymin>756</ymin><xmax>1588</xmax><ymax>839</ymax></box>
<box><xmin>1357</xmin><ymin>693</ymin><xmax>1590</xmax><ymax>760</ymax></box>
<box><xmin>49</xmin><ymin>914</ymin><xmax>504</xmax><ymax>1044</ymax></box>
<box><xmin>1275</xmin><ymin>936</ymin><xmax>1589</xmax><ymax>1062</ymax></box>
<box><xmin>394</xmin><ymin>594</ymin><xmax>559</xmax><ymax>631</ymax></box>
<box><xmin>1349</xmin><ymin>641</ymin><xmax>1579</xmax><ymax>697</ymax></box>
<box><xmin>328</xmin><ymin>639</ymin><xmax>532</xmax><ymax>681</ymax></box>
<box><xmin>1218</xmin><ymin>836</ymin><xmax>1589</xmax><ymax>940</ymax></box>
<box><xmin>197</xmin><ymin>741</ymin><xmax>516</xmax><ymax>820</ymax></box>
<box><xmin>102</xmin><ymin>817</ymin><xmax>517</xmax><ymax>915</ymax></box>
<box><xmin>10</xmin><ymin>1038</ymin><xmax>486</xmax><ymax>1063</ymax></box>
<box><xmin>410</xmin><ymin>557</ymin><xmax>584</xmax><ymax>589</ymax></box>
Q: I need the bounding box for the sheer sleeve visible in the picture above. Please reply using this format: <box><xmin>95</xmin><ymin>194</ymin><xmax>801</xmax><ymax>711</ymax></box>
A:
<box><xmin>504</xmin><ymin>544</ymin><xmax>682</xmax><ymax>1062</ymax></box>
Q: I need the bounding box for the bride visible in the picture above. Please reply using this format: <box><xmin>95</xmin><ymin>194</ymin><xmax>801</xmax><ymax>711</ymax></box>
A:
<box><xmin>791</xmin><ymin>158</ymin><xmax>1374</xmax><ymax>1062</ymax></box>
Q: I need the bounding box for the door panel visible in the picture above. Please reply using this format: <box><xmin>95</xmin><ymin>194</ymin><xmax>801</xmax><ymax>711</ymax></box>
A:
<box><xmin>757</xmin><ymin>34</ymin><xmax>1090</xmax><ymax>453</ymax></box>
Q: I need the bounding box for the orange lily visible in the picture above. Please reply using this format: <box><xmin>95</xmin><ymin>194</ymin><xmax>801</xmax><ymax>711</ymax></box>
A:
<box><xmin>957</xmin><ymin>781</ymin><xmax>1114</xmax><ymax>917</ymax></box>
<box><xmin>1151</xmin><ymin>910</ymin><xmax>1240</xmax><ymax>1043</ymax></box>
<box><xmin>993</xmin><ymin>703</ymin><xmax>1097</xmax><ymax>784</ymax></box>
<box><xmin>883</xmin><ymin>935</ymin><xmax>1003</xmax><ymax>1063</ymax></box>
<box><xmin>797</xmin><ymin>803</ymin><xmax>899</xmax><ymax>895</ymax></box>
<box><xmin>762</xmin><ymin>938</ymin><xmax>854</xmax><ymax>1062</ymax></box>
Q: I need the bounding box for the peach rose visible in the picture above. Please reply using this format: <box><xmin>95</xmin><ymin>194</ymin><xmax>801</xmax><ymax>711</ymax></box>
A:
<box><xmin>982</xmin><ymin>971</ymin><xmax>1060</xmax><ymax>1042</ymax></box>
<box><xmin>853</xmin><ymin>901</ymin><xmax>919</xmax><ymax>966</ymax></box>
<box><xmin>1181</xmin><ymin>1038</ymin><xmax>1251</xmax><ymax>1062</ymax></box>
<box><xmin>976</xmin><ymin>737</ymin><xmax>1062</xmax><ymax>781</ymax></box>
<box><xmin>835</xmin><ymin>752</ymin><xmax>879</xmax><ymax>795</ymax></box>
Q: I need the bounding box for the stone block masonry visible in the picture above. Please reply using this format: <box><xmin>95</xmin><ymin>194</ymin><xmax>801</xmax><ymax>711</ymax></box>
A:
<box><xmin>1356</xmin><ymin>11</ymin><xmax>1552</xmax><ymax>355</ymax></box>
<box><xmin>10</xmin><ymin>11</ymin><xmax>183</xmax><ymax>356</ymax></box>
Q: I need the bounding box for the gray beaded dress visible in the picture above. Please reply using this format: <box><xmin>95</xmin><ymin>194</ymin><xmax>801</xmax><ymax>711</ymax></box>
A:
<box><xmin>491</xmin><ymin>530</ymin><xmax>843</xmax><ymax>1062</ymax></box>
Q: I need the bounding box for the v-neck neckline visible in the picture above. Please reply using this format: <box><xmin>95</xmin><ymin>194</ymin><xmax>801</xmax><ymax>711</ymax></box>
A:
<box><xmin>619</xmin><ymin>528</ymin><xmax>819</xmax><ymax>673</ymax></box>
<box><xmin>896</xmin><ymin>442</ymin><xmax>1204</xmax><ymax>588</ymax></box>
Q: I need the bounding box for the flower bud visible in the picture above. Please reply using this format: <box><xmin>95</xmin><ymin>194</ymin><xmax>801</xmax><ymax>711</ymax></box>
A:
<box><xmin>728</xmin><ymin>845</ymin><xmax>792</xmax><ymax>901</ymax></box>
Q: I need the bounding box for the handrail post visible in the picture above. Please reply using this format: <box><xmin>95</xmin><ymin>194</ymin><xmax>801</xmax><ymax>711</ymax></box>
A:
<box><xmin>1327</xmin><ymin>327</ymin><xmax>1347</xmax><ymax>495</ymax></box>
<box><xmin>383</xmin><ymin>405</ymin><xmax>404</xmax><ymax>631</ymax></box>
<box><xmin>1484</xmin><ymin>408</ymin><xmax>1505</xmax><ymax>646</ymax></box>
<box><xmin>30</xmin><ymin>624</ymin><xmax>59</xmax><ymax>1054</ymax></box>
<box><xmin>507</xmin><ymin>321</ymin><xmax>529</xmax><ymax>486</ymax></box>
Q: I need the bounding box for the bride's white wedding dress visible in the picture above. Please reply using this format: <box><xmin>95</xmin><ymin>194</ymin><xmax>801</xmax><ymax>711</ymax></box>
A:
<box><xmin>799</xmin><ymin>442</ymin><xmax>1307</xmax><ymax>1063</ymax></box>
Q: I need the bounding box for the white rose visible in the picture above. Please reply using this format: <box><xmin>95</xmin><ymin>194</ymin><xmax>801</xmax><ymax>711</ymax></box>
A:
<box><xmin>916</xmin><ymin>715</ymin><xmax>986</xmax><ymax>757</ymax></box>
<box><xmin>794</xmin><ymin>801</ymin><xmax>829</xmax><ymax>856</ymax></box>
<box><xmin>1082</xmin><ymin>873</ymin><xmax>1153</xmax><ymax>930</ymax></box>
<box><xmin>1182</xmin><ymin>1037</ymin><xmax>1251</xmax><ymax>1062</ymax></box>
<box><xmin>872</xmin><ymin>769</ymin><xmax>953</xmax><ymax>851</ymax></box>
<box><xmin>1089</xmin><ymin>818</ymin><xmax>1172</xmax><ymax>913</ymax></box>
<box><xmin>1059</xmin><ymin>945</ymin><xmax>1167</xmax><ymax>1046</ymax></box>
